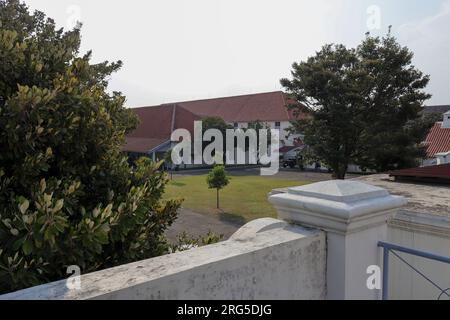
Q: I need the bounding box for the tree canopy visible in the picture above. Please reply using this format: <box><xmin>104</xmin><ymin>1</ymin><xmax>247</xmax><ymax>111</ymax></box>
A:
<box><xmin>0</xmin><ymin>0</ymin><xmax>180</xmax><ymax>293</ymax></box>
<box><xmin>281</xmin><ymin>32</ymin><xmax>432</xmax><ymax>178</ymax></box>
<box><xmin>206</xmin><ymin>165</ymin><xmax>230</xmax><ymax>209</ymax></box>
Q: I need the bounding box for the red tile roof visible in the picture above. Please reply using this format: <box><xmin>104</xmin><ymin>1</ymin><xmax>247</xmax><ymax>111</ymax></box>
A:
<box><xmin>174</xmin><ymin>91</ymin><xmax>299</xmax><ymax>123</ymax></box>
<box><xmin>389</xmin><ymin>163</ymin><xmax>450</xmax><ymax>183</ymax></box>
<box><xmin>424</xmin><ymin>122</ymin><xmax>450</xmax><ymax>158</ymax></box>
<box><xmin>123</xmin><ymin>104</ymin><xmax>201</xmax><ymax>153</ymax></box>
<box><xmin>128</xmin><ymin>105</ymin><xmax>175</xmax><ymax>139</ymax></box>
<box><xmin>122</xmin><ymin>137</ymin><xmax>168</xmax><ymax>154</ymax></box>
<box><xmin>123</xmin><ymin>91</ymin><xmax>306</xmax><ymax>153</ymax></box>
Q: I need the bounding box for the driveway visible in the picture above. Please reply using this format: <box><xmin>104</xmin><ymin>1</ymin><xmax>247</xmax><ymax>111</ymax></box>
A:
<box><xmin>166</xmin><ymin>208</ymin><xmax>242</xmax><ymax>243</ymax></box>
<box><xmin>173</xmin><ymin>167</ymin><xmax>345</xmax><ymax>181</ymax></box>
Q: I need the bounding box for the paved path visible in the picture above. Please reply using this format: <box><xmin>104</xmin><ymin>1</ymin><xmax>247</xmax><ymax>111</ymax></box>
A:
<box><xmin>165</xmin><ymin>208</ymin><xmax>242</xmax><ymax>243</ymax></box>
<box><xmin>174</xmin><ymin>167</ymin><xmax>344</xmax><ymax>181</ymax></box>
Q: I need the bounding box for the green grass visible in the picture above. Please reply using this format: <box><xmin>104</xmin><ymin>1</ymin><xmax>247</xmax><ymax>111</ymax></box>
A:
<box><xmin>163</xmin><ymin>175</ymin><xmax>310</xmax><ymax>222</ymax></box>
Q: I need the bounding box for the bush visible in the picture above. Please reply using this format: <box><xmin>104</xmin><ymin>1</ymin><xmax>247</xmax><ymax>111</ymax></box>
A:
<box><xmin>0</xmin><ymin>0</ymin><xmax>181</xmax><ymax>293</ymax></box>
<box><xmin>169</xmin><ymin>231</ymin><xmax>224</xmax><ymax>253</ymax></box>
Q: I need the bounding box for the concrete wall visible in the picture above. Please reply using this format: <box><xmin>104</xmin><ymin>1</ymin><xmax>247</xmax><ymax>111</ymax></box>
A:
<box><xmin>387</xmin><ymin>211</ymin><xmax>450</xmax><ymax>300</ymax></box>
<box><xmin>1</xmin><ymin>218</ymin><xmax>326</xmax><ymax>300</ymax></box>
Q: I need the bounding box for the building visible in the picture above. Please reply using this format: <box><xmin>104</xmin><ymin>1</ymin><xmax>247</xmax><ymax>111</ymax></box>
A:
<box><xmin>123</xmin><ymin>104</ymin><xmax>200</xmax><ymax>162</ymax></box>
<box><xmin>423</xmin><ymin>110</ymin><xmax>450</xmax><ymax>166</ymax></box>
<box><xmin>422</xmin><ymin>104</ymin><xmax>450</xmax><ymax>115</ymax></box>
<box><xmin>122</xmin><ymin>91</ymin><xmax>306</xmax><ymax>162</ymax></box>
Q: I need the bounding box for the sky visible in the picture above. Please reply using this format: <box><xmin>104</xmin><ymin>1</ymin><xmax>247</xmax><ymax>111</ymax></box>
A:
<box><xmin>23</xmin><ymin>0</ymin><xmax>450</xmax><ymax>107</ymax></box>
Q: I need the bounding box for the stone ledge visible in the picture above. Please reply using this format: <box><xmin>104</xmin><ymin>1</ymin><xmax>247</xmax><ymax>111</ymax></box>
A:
<box><xmin>1</xmin><ymin>219</ymin><xmax>326</xmax><ymax>300</ymax></box>
<box><xmin>389</xmin><ymin>210</ymin><xmax>450</xmax><ymax>238</ymax></box>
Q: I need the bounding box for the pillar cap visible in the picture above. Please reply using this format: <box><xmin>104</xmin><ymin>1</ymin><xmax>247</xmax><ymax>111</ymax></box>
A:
<box><xmin>269</xmin><ymin>180</ymin><xmax>407</xmax><ymax>234</ymax></box>
<box><xmin>288</xmin><ymin>180</ymin><xmax>389</xmax><ymax>203</ymax></box>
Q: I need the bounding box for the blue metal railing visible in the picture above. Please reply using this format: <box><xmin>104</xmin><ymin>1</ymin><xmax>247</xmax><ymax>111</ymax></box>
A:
<box><xmin>378</xmin><ymin>241</ymin><xmax>450</xmax><ymax>300</ymax></box>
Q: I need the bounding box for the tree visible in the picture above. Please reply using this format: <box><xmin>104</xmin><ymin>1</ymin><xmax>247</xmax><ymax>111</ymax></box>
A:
<box><xmin>354</xmin><ymin>34</ymin><xmax>432</xmax><ymax>172</ymax></box>
<box><xmin>281</xmin><ymin>32</ymin><xmax>431</xmax><ymax>178</ymax></box>
<box><xmin>164</xmin><ymin>148</ymin><xmax>174</xmax><ymax>179</ymax></box>
<box><xmin>206</xmin><ymin>165</ymin><xmax>230</xmax><ymax>209</ymax></box>
<box><xmin>281</xmin><ymin>44</ymin><xmax>364</xmax><ymax>179</ymax></box>
<box><xmin>202</xmin><ymin>116</ymin><xmax>232</xmax><ymax>161</ymax></box>
<box><xmin>202</xmin><ymin>116</ymin><xmax>232</xmax><ymax>135</ymax></box>
<box><xmin>0</xmin><ymin>0</ymin><xmax>180</xmax><ymax>293</ymax></box>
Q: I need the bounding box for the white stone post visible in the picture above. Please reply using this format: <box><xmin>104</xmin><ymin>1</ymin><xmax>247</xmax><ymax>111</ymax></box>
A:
<box><xmin>269</xmin><ymin>180</ymin><xmax>407</xmax><ymax>300</ymax></box>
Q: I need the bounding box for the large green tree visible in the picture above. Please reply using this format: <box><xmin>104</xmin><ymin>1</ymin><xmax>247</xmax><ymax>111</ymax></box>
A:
<box><xmin>354</xmin><ymin>35</ymin><xmax>432</xmax><ymax>172</ymax></box>
<box><xmin>281</xmin><ymin>32</ymin><xmax>432</xmax><ymax>178</ymax></box>
<box><xmin>0</xmin><ymin>0</ymin><xmax>180</xmax><ymax>293</ymax></box>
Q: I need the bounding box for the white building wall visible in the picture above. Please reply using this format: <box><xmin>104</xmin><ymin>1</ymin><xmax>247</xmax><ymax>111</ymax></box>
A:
<box><xmin>233</xmin><ymin>121</ymin><xmax>298</xmax><ymax>147</ymax></box>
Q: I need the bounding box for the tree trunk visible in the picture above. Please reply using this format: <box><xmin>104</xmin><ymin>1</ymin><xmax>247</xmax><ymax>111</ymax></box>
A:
<box><xmin>332</xmin><ymin>163</ymin><xmax>347</xmax><ymax>180</ymax></box>
<box><xmin>216</xmin><ymin>189</ymin><xmax>219</xmax><ymax>209</ymax></box>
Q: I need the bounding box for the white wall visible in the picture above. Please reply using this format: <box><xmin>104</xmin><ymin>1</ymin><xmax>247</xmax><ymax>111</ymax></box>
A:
<box><xmin>436</xmin><ymin>154</ymin><xmax>450</xmax><ymax>165</ymax></box>
<box><xmin>233</xmin><ymin>121</ymin><xmax>298</xmax><ymax>147</ymax></box>
<box><xmin>1</xmin><ymin>218</ymin><xmax>326</xmax><ymax>300</ymax></box>
<box><xmin>387</xmin><ymin>211</ymin><xmax>450</xmax><ymax>300</ymax></box>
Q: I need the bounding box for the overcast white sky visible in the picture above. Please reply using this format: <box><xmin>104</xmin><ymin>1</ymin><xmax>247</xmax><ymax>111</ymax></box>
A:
<box><xmin>23</xmin><ymin>0</ymin><xmax>450</xmax><ymax>107</ymax></box>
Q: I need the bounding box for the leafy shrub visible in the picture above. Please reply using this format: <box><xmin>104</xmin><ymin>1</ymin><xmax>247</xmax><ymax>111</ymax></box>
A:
<box><xmin>0</xmin><ymin>0</ymin><xmax>181</xmax><ymax>293</ymax></box>
<box><xmin>169</xmin><ymin>231</ymin><xmax>224</xmax><ymax>253</ymax></box>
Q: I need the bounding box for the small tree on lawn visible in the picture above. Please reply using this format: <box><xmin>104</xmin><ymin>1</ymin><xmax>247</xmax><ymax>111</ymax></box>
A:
<box><xmin>206</xmin><ymin>165</ymin><xmax>230</xmax><ymax>209</ymax></box>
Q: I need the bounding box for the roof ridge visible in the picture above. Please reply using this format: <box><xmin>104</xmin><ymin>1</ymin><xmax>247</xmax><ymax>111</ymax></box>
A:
<box><xmin>280</xmin><ymin>92</ymin><xmax>291</xmax><ymax>120</ymax></box>
<box><xmin>174</xmin><ymin>91</ymin><xmax>283</xmax><ymax>105</ymax></box>
<box><xmin>170</xmin><ymin>104</ymin><xmax>177</xmax><ymax>132</ymax></box>
<box><xmin>173</xmin><ymin>103</ymin><xmax>203</xmax><ymax>120</ymax></box>
<box><xmin>130</xmin><ymin>91</ymin><xmax>284</xmax><ymax>109</ymax></box>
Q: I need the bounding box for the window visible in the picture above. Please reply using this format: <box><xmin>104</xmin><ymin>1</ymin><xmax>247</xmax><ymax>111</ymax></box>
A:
<box><xmin>234</xmin><ymin>122</ymin><xmax>239</xmax><ymax>129</ymax></box>
<box><xmin>275</xmin><ymin>122</ymin><xmax>281</xmax><ymax>128</ymax></box>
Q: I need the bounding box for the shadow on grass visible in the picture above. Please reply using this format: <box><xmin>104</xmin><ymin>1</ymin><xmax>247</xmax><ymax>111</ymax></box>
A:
<box><xmin>170</xmin><ymin>181</ymin><xmax>187</xmax><ymax>187</ymax></box>
<box><xmin>217</xmin><ymin>210</ymin><xmax>247</xmax><ymax>227</ymax></box>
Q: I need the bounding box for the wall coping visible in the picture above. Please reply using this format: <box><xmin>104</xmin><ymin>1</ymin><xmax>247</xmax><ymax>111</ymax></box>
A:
<box><xmin>1</xmin><ymin>218</ymin><xmax>324</xmax><ymax>300</ymax></box>
<box><xmin>390</xmin><ymin>210</ymin><xmax>450</xmax><ymax>238</ymax></box>
<box><xmin>269</xmin><ymin>180</ymin><xmax>407</xmax><ymax>234</ymax></box>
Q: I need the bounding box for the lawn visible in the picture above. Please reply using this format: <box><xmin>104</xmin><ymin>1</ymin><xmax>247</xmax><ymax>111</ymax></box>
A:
<box><xmin>163</xmin><ymin>174</ymin><xmax>310</xmax><ymax>223</ymax></box>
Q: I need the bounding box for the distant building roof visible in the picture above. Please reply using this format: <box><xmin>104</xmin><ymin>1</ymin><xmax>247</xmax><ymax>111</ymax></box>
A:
<box><xmin>123</xmin><ymin>91</ymin><xmax>306</xmax><ymax>154</ymax></box>
<box><xmin>122</xmin><ymin>137</ymin><xmax>169</xmax><ymax>154</ymax></box>
<box><xmin>389</xmin><ymin>163</ymin><xmax>450</xmax><ymax>184</ymax></box>
<box><xmin>423</xmin><ymin>105</ymin><xmax>450</xmax><ymax>114</ymax></box>
<box><xmin>424</xmin><ymin>122</ymin><xmax>450</xmax><ymax>158</ymax></box>
<box><xmin>168</xmin><ymin>91</ymin><xmax>299</xmax><ymax>123</ymax></box>
<box><xmin>123</xmin><ymin>104</ymin><xmax>201</xmax><ymax>153</ymax></box>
